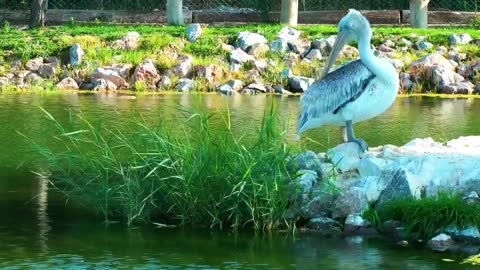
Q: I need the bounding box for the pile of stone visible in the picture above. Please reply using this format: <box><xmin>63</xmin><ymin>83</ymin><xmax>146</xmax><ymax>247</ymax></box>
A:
<box><xmin>288</xmin><ymin>136</ymin><xmax>480</xmax><ymax>252</ymax></box>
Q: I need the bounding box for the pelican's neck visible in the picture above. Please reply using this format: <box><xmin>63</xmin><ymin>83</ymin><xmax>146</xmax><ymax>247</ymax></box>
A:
<box><xmin>358</xmin><ymin>33</ymin><xmax>384</xmax><ymax>79</ymax></box>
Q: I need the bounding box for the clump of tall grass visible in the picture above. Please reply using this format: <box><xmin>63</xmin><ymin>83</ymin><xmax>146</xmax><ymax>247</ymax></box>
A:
<box><xmin>376</xmin><ymin>192</ymin><xmax>480</xmax><ymax>238</ymax></box>
<box><xmin>26</xmin><ymin>104</ymin><xmax>297</xmax><ymax>230</ymax></box>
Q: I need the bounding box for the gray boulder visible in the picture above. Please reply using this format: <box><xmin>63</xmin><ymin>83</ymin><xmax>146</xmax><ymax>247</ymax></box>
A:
<box><xmin>25</xmin><ymin>57</ymin><xmax>43</xmax><ymax>72</ymax></box>
<box><xmin>415</xmin><ymin>40</ymin><xmax>434</xmax><ymax>51</ymax></box>
<box><xmin>442</xmin><ymin>81</ymin><xmax>475</xmax><ymax>95</ymax></box>
<box><xmin>56</xmin><ymin>77</ymin><xmax>79</xmax><ymax>90</ymax></box>
<box><xmin>306</xmin><ymin>217</ymin><xmax>340</xmax><ymax>234</ymax></box>
<box><xmin>428</xmin><ymin>234</ymin><xmax>454</xmax><ymax>252</ymax></box>
<box><xmin>241</xmin><ymin>83</ymin><xmax>267</xmax><ymax>94</ymax></box>
<box><xmin>311</xmin><ymin>36</ymin><xmax>336</xmax><ymax>55</ymax></box>
<box><xmin>172</xmin><ymin>55</ymin><xmax>194</xmax><ymax>78</ymax></box>
<box><xmin>38</xmin><ymin>64</ymin><xmax>56</xmax><ymax>78</ymax></box>
<box><xmin>70</xmin><ymin>44</ymin><xmax>85</xmax><ymax>67</ymax></box>
<box><xmin>277</xmin><ymin>26</ymin><xmax>301</xmax><ymax>43</ymax></box>
<box><xmin>237</xmin><ymin>32</ymin><xmax>267</xmax><ymax>52</ymax></box>
<box><xmin>445</xmin><ymin>226</ymin><xmax>480</xmax><ymax>243</ymax></box>
<box><xmin>304</xmin><ymin>49</ymin><xmax>323</xmax><ymax>61</ymax></box>
<box><xmin>287</xmin><ymin>76</ymin><xmax>314</xmax><ymax>93</ymax></box>
<box><xmin>270</xmin><ymin>39</ymin><xmax>289</xmax><ymax>54</ymax></box>
<box><xmin>230</xmin><ymin>48</ymin><xmax>255</xmax><ymax>65</ymax></box>
<box><xmin>449</xmin><ymin>33</ymin><xmax>473</xmax><ymax>45</ymax></box>
<box><xmin>344</xmin><ymin>214</ymin><xmax>378</xmax><ymax>236</ymax></box>
<box><xmin>186</xmin><ymin>23</ymin><xmax>202</xmax><ymax>42</ymax></box>
<box><xmin>217</xmin><ymin>84</ymin><xmax>235</xmax><ymax>95</ymax></box>
<box><xmin>176</xmin><ymin>78</ymin><xmax>194</xmax><ymax>92</ymax></box>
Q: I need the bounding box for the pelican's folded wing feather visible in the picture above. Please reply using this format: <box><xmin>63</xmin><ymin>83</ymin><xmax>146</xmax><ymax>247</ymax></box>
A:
<box><xmin>298</xmin><ymin>60</ymin><xmax>375</xmax><ymax>131</ymax></box>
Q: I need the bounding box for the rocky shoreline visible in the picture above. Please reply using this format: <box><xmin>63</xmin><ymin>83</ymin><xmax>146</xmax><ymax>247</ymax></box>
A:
<box><xmin>289</xmin><ymin>136</ymin><xmax>480</xmax><ymax>254</ymax></box>
<box><xmin>0</xmin><ymin>25</ymin><xmax>479</xmax><ymax>95</ymax></box>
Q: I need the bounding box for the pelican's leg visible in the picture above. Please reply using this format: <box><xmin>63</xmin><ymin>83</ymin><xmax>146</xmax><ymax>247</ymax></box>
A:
<box><xmin>341</xmin><ymin>127</ymin><xmax>348</xmax><ymax>143</ymax></box>
<box><xmin>345</xmin><ymin>120</ymin><xmax>368</xmax><ymax>152</ymax></box>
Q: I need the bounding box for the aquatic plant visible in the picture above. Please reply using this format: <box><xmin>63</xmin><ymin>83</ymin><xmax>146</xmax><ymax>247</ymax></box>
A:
<box><xmin>377</xmin><ymin>192</ymin><xmax>480</xmax><ymax>238</ymax></box>
<box><xmin>26</xmin><ymin>103</ymin><xmax>297</xmax><ymax>230</ymax></box>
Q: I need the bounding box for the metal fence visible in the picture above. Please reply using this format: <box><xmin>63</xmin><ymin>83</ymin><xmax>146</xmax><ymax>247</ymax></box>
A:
<box><xmin>1</xmin><ymin>0</ymin><xmax>479</xmax><ymax>12</ymax></box>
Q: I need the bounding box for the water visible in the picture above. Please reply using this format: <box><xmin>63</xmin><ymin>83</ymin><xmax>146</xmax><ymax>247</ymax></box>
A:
<box><xmin>1</xmin><ymin>93</ymin><xmax>480</xmax><ymax>269</ymax></box>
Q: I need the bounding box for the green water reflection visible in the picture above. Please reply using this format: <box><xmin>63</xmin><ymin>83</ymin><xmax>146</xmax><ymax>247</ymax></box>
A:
<box><xmin>0</xmin><ymin>93</ymin><xmax>479</xmax><ymax>269</ymax></box>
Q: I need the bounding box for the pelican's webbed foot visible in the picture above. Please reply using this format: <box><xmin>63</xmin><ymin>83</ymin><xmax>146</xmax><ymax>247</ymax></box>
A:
<box><xmin>345</xmin><ymin>120</ymin><xmax>368</xmax><ymax>153</ymax></box>
<box><xmin>350</xmin><ymin>138</ymin><xmax>369</xmax><ymax>152</ymax></box>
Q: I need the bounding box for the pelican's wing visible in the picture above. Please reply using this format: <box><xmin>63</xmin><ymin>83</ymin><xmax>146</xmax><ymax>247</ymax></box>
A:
<box><xmin>298</xmin><ymin>60</ymin><xmax>375</xmax><ymax>132</ymax></box>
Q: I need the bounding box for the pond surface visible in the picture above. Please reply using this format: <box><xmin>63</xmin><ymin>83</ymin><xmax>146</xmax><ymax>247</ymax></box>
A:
<box><xmin>1</xmin><ymin>93</ymin><xmax>480</xmax><ymax>269</ymax></box>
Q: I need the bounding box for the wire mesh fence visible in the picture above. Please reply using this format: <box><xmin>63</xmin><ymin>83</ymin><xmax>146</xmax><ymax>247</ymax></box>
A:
<box><xmin>1</xmin><ymin>0</ymin><xmax>479</xmax><ymax>12</ymax></box>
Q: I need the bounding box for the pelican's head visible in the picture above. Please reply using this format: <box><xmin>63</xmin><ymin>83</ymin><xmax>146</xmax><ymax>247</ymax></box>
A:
<box><xmin>322</xmin><ymin>9</ymin><xmax>372</xmax><ymax>77</ymax></box>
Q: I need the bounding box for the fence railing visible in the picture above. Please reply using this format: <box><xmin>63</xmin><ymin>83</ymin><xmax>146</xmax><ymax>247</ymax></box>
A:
<box><xmin>1</xmin><ymin>0</ymin><xmax>479</xmax><ymax>12</ymax></box>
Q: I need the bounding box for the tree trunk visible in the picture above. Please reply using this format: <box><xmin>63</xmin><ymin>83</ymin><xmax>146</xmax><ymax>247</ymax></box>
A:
<box><xmin>167</xmin><ymin>0</ymin><xmax>184</xmax><ymax>26</ymax></box>
<box><xmin>30</xmin><ymin>0</ymin><xmax>48</xmax><ymax>28</ymax></box>
<box><xmin>410</xmin><ymin>0</ymin><xmax>430</xmax><ymax>28</ymax></box>
<box><xmin>281</xmin><ymin>0</ymin><xmax>299</xmax><ymax>27</ymax></box>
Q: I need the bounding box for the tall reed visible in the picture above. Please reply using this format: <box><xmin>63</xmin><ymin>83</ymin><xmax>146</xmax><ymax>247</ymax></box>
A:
<box><xmin>27</xmin><ymin>104</ymin><xmax>297</xmax><ymax>230</ymax></box>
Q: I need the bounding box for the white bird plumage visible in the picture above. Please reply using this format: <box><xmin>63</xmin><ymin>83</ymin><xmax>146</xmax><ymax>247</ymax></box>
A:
<box><xmin>297</xmin><ymin>9</ymin><xmax>399</xmax><ymax>151</ymax></box>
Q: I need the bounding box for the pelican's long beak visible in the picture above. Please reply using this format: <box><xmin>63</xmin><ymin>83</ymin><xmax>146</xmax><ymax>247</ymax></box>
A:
<box><xmin>321</xmin><ymin>31</ymin><xmax>350</xmax><ymax>78</ymax></box>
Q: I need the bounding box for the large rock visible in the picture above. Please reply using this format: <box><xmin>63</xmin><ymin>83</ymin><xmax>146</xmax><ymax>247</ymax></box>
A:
<box><xmin>326</xmin><ymin>143</ymin><xmax>363</xmax><ymax>172</ymax></box>
<box><xmin>111</xmin><ymin>32</ymin><xmax>141</xmax><ymax>50</ymax></box>
<box><xmin>311</xmin><ymin>36</ymin><xmax>336</xmax><ymax>56</ymax></box>
<box><xmin>270</xmin><ymin>39</ymin><xmax>289</xmax><ymax>54</ymax></box>
<box><xmin>176</xmin><ymin>78</ymin><xmax>194</xmax><ymax>92</ymax></box>
<box><xmin>24</xmin><ymin>72</ymin><xmax>43</xmax><ymax>85</ymax></box>
<box><xmin>91</xmin><ymin>68</ymin><xmax>128</xmax><ymax>89</ymax></box>
<box><xmin>186</xmin><ymin>23</ymin><xmax>202</xmax><ymax>42</ymax></box>
<box><xmin>306</xmin><ymin>217</ymin><xmax>339</xmax><ymax>234</ymax></box>
<box><xmin>172</xmin><ymin>55</ymin><xmax>194</xmax><ymax>78</ymax></box>
<box><xmin>449</xmin><ymin>33</ymin><xmax>473</xmax><ymax>45</ymax></box>
<box><xmin>0</xmin><ymin>77</ymin><xmax>9</xmax><ymax>87</ymax></box>
<box><xmin>304</xmin><ymin>49</ymin><xmax>323</xmax><ymax>61</ymax></box>
<box><xmin>241</xmin><ymin>83</ymin><xmax>267</xmax><ymax>94</ymax></box>
<box><xmin>277</xmin><ymin>26</ymin><xmax>301</xmax><ymax>43</ymax></box>
<box><xmin>195</xmin><ymin>64</ymin><xmax>222</xmax><ymax>85</ymax></box>
<box><xmin>428</xmin><ymin>234</ymin><xmax>454</xmax><ymax>252</ymax></box>
<box><xmin>56</xmin><ymin>77</ymin><xmax>79</xmax><ymax>90</ymax></box>
<box><xmin>132</xmin><ymin>59</ymin><xmax>160</xmax><ymax>88</ymax></box>
<box><xmin>230</xmin><ymin>48</ymin><xmax>255</xmax><ymax>65</ymax></box>
<box><xmin>25</xmin><ymin>58</ymin><xmax>44</xmax><ymax>72</ymax></box>
<box><xmin>344</xmin><ymin>214</ymin><xmax>377</xmax><ymax>236</ymax></box>
<box><xmin>70</xmin><ymin>44</ymin><xmax>85</xmax><ymax>67</ymax></box>
<box><xmin>430</xmin><ymin>65</ymin><xmax>462</xmax><ymax>90</ymax></box>
<box><xmin>408</xmin><ymin>53</ymin><xmax>456</xmax><ymax>82</ymax></box>
<box><xmin>248</xmin><ymin>43</ymin><xmax>270</xmax><ymax>58</ymax></box>
<box><xmin>38</xmin><ymin>64</ymin><xmax>56</xmax><ymax>78</ymax></box>
<box><xmin>288</xmin><ymin>38</ymin><xmax>310</xmax><ymax>55</ymax></box>
<box><xmin>93</xmin><ymin>79</ymin><xmax>117</xmax><ymax>91</ymax></box>
<box><xmin>216</xmin><ymin>84</ymin><xmax>235</xmax><ymax>95</ymax></box>
<box><xmin>287</xmin><ymin>76</ymin><xmax>314</xmax><ymax>93</ymax></box>
<box><xmin>237</xmin><ymin>32</ymin><xmax>268</xmax><ymax>52</ymax></box>
<box><xmin>442</xmin><ymin>81</ymin><xmax>475</xmax><ymax>95</ymax></box>
<box><xmin>445</xmin><ymin>226</ymin><xmax>480</xmax><ymax>243</ymax></box>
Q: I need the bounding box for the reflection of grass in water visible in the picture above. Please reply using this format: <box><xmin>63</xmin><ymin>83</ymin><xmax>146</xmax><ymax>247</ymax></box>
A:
<box><xmin>25</xmin><ymin>102</ymin><xmax>299</xmax><ymax>230</ymax></box>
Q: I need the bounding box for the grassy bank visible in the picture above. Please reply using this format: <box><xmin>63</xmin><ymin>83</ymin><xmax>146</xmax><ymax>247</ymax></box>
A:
<box><xmin>1</xmin><ymin>23</ymin><xmax>479</xmax><ymax>63</ymax></box>
<box><xmin>1</xmin><ymin>22</ymin><xmax>480</xmax><ymax>93</ymax></box>
<box><xmin>27</xmin><ymin>104</ymin><xmax>300</xmax><ymax>230</ymax></box>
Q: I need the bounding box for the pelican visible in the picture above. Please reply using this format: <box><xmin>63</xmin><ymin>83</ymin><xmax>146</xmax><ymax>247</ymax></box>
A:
<box><xmin>297</xmin><ymin>9</ymin><xmax>399</xmax><ymax>152</ymax></box>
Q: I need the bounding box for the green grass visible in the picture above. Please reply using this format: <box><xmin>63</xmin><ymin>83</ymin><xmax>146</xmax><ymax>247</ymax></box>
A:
<box><xmin>25</xmin><ymin>102</ymin><xmax>300</xmax><ymax>230</ymax></box>
<box><xmin>366</xmin><ymin>192</ymin><xmax>480</xmax><ymax>238</ymax></box>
